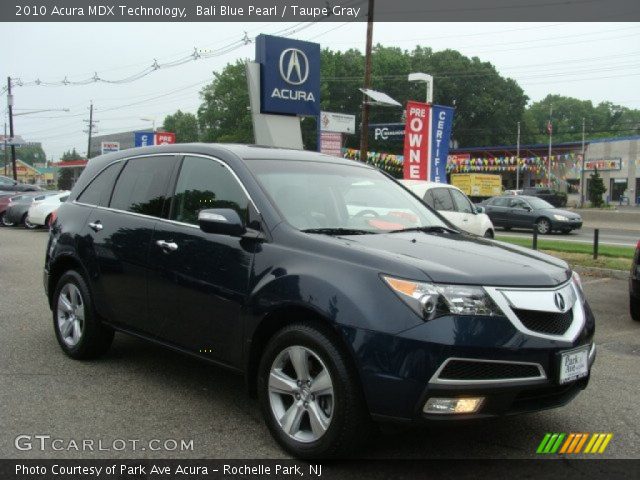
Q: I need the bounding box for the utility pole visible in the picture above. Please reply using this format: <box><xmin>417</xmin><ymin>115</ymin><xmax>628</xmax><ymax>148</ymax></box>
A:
<box><xmin>516</xmin><ymin>121</ymin><xmax>521</xmax><ymax>190</ymax></box>
<box><xmin>580</xmin><ymin>117</ymin><xmax>586</xmax><ymax>207</ymax></box>
<box><xmin>3</xmin><ymin>122</ymin><xmax>8</xmax><ymax>176</ymax></box>
<box><xmin>84</xmin><ymin>101</ymin><xmax>95</xmax><ymax>160</ymax></box>
<box><xmin>547</xmin><ymin>105</ymin><xmax>553</xmax><ymax>187</ymax></box>
<box><xmin>7</xmin><ymin>77</ymin><xmax>17</xmax><ymax>180</ymax></box>
<box><xmin>359</xmin><ymin>0</ymin><xmax>375</xmax><ymax>163</ymax></box>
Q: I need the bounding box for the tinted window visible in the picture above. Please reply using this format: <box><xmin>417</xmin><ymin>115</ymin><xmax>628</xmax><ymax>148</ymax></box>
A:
<box><xmin>77</xmin><ymin>162</ymin><xmax>123</xmax><ymax>206</ymax></box>
<box><xmin>110</xmin><ymin>156</ymin><xmax>175</xmax><ymax>217</ymax></box>
<box><xmin>170</xmin><ymin>156</ymin><xmax>249</xmax><ymax>225</ymax></box>
<box><xmin>490</xmin><ymin>197</ymin><xmax>509</xmax><ymax>207</ymax></box>
<box><xmin>431</xmin><ymin>188</ymin><xmax>454</xmax><ymax>211</ymax></box>
<box><xmin>509</xmin><ymin>198</ymin><xmax>529</xmax><ymax>209</ymax></box>
<box><xmin>450</xmin><ymin>188</ymin><xmax>473</xmax><ymax>213</ymax></box>
<box><xmin>422</xmin><ymin>190</ymin><xmax>435</xmax><ymax>209</ymax></box>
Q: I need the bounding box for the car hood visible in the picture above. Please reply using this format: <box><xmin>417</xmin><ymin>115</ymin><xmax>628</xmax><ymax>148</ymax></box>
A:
<box><xmin>538</xmin><ymin>208</ymin><xmax>581</xmax><ymax>219</ymax></box>
<box><xmin>335</xmin><ymin>231</ymin><xmax>570</xmax><ymax>287</ymax></box>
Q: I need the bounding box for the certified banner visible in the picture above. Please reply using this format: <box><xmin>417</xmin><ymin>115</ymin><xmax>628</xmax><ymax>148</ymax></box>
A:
<box><xmin>429</xmin><ymin>105</ymin><xmax>454</xmax><ymax>183</ymax></box>
<box><xmin>403</xmin><ymin>101</ymin><xmax>430</xmax><ymax>180</ymax></box>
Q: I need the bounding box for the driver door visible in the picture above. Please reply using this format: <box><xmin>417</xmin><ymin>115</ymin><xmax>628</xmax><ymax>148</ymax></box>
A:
<box><xmin>508</xmin><ymin>198</ymin><xmax>533</xmax><ymax>227</ymax></box>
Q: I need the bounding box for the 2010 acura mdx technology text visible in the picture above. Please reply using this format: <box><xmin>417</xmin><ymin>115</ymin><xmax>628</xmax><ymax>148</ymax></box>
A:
<box><xmin>44</xmin><ymin>144</ymin><xmax>596</xmax><ymax>458</ymax></box>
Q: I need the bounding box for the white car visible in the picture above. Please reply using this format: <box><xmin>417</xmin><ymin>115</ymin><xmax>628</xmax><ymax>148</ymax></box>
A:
<box><xmin>25</xmin><ymin>191</ymin><xmax>69</xmax><ymax>229</ymax></box>
<box><xmin>400</xmin><ymin>180</ymin><xmax>495</xmax><ymax>238</ymax></box>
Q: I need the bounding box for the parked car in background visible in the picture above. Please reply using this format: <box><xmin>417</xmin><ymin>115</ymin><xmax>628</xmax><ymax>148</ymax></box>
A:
<box><xmin>45</xmin><ymin>144</ymin><xmax>595</xmax><ymax>458</ymax></box>
<box><xmin>483</xmin><ymin>195</ymin><xmax>582</xmax><ymax>234</ymax></box>
<box><xmin>1</xmin><ymin>192</ymin><xmax>43</xmax><ymax>225</ymax></box>
<box><xmin>522</xmin><ymin>187</ymin><xmax>567</xmax><ymax>207</ymax></box>
<box><xmin>0</xmin><ymin>192</ymin><xmax>16</xmax><ymax>223</ymax></box>
<box><xmin>630</xmin><ymin>240</ymin><xmax>640</xmax><ymax>322</ymax></box>
<box><xmin>0</xmin><ymin>174</ymin><xmax>42</xmax><ymax>192</ymax></box>
<box><xmin>2</xmin><ymin>191</ymin><xmax>59</xmax><ymax>227</ymax></box>
<box><xmin>25</xmin><ymin>191</ymin><xmax>70</xmax><ymax>229</ymax></box>
<box><xmin>400</xmin><ymin>180</ymin><xmax>495</xmax><ymax>238</ymax></box>
<box><xmin>503</xmin><ymin>189</ymin><xmax>523</xmax><ymax>196</ymax></box>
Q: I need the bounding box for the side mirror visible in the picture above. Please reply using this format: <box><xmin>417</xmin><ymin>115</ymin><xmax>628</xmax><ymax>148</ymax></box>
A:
<box><xmin>524</xmin><ymin>205</ymin><xmax>532</xmax><ymax>211</ymax></box>
<box><xmin>475</xmin><ymin>206</ymin><xmax>485</xmax><ymax>214</ymax></box>
<box><xmin>198</xmin><ymin>208</ymin><xmax>245</xmax><ymax>236</ymax></box>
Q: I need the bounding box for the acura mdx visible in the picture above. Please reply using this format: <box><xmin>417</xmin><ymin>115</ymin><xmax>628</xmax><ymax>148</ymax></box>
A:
<box><xmin>44</xmin><ymin>144</ymin><xmax>596</xmax><ymax>458</ymax></box>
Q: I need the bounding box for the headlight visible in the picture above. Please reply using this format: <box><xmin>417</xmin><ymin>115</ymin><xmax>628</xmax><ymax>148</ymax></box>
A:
<box><xmin>382</xmin><ymin>275</ymin><xmax>504</xmax><ymax>320</ymax></box>
<box><xmin>553</xmin><ymin>214</ymin><xmax>568</xmax><ymax>221</ymax></box>
<box><xmin>572</xmin><ymin>271</ymin><xmax>583</xmax><ymax>297</ymax></box>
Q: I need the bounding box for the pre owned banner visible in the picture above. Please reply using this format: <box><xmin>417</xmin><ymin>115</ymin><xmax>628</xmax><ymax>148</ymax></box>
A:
<box><xmin>403</xmin><ymin>101</ymin><xmax>429</xmax><ymax>180</ymax></box>
<box><xmin>402</xmin><ymin>102</ymin><xmax>454</xmax><ymax>182</ymax></box>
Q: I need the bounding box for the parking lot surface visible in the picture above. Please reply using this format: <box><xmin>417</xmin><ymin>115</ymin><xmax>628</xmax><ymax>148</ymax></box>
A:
<box><xmin>1</xmin><ymin>227</ymin><xmax>639</xmax><ymax>459</ymax></box>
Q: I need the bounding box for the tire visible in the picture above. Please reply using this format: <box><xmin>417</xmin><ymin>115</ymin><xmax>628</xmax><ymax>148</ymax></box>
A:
<box><xmin>483</xmin><ymin>229</ymin><xmax>494</xmax><ymax>239</ymax></box>
<box><xmin>536</xmin><ymin>218</ymin><xmax>551</xmax><ymax>235</ymax></box>
<box><xmin>52</xmin><ymin>270</ymin><xmax>114</xmax><ymax>359</ymax></box>
<box><xmin>257</xmin><ymin>323</ymin><xmax>371</xmax><ymax>458</ymax></box>
<box><xmin>1</xmin><ymin>213</ymin><xmax>15</xmax><ymax>227</ymax></box>
<box><xmin>631</xmin><ymin>298</ymin><xmax>640</xmax><ymax>322</ymax></box>
<box><xmin>24</xmin><ymin>217</ymin><xmax>38</xmax><ymax>229</ymax></box>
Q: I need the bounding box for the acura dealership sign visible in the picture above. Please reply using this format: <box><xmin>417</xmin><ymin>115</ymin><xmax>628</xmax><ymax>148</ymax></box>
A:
<box><xmin>256</xmin><ymin>34</ymin><xmax>320</xmax><ymax>116</ymax></box>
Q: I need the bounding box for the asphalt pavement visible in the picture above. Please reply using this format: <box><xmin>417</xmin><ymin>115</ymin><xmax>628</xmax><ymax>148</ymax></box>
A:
<box><xmin>1</xmin><ymin>227</ymin><xmax>639</xmax><ymax>459</ymax></box>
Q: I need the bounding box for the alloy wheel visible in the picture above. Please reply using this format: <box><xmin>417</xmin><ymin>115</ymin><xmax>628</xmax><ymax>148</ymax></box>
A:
<box><xmin>536</xmin><ymin>219</ymin><xmax>550</xmax><ymax>234</ymax></box>
<box><xmin>268</xmin><ymin>345</ymin><xmax>334</xmax><ymax>443</ymax></box>
<box><xmin>24</xmin><ymin>218</ymin><xmax>37</xmax><ymax>229</ymax></box>
<box><xmin>56</xmin><ymin>283</ymin><xmax>85</xmax><ymax>347</ymax></box>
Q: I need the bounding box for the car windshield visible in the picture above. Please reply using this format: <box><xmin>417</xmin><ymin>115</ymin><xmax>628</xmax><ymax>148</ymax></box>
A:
<box><xmin>246</xmin><ymin>159</ymin><xmax>447</xmax><ymax>233</ymax></box>
<box><xmin>526</xmin><ymin>197</ymin><xmax>554</xmax><ymax>209</ymax></box>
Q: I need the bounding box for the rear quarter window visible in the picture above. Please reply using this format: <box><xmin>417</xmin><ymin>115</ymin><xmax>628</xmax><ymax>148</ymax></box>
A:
<box><xmin>76</xmin><ymin>162</ymin><xmax>123</xmax><ymax>207</ymax></box>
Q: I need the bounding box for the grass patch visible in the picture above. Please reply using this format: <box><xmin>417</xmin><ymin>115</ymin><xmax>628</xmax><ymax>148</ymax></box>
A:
<box><xmin>495</xmin><ymin>235</ymin><xmax>635</xmax><ymax>259</ymax></box>
<box><xmin>539</xmin><ymin>250</ymin><xmax>631</xmax><ymax>272</ymax></box>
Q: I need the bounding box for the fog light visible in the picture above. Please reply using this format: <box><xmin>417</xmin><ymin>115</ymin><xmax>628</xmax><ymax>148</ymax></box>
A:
<box><xmin>423</xmin><ymin>397</ymin><xmax>484</xmax><ymax>414</ymax></box>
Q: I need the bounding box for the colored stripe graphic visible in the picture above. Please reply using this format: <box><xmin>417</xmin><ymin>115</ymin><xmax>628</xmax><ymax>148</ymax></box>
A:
<box><xmin>538</xmin><ymin>433</ymin><xmax>613</xmax><ymax>455</ymax></box>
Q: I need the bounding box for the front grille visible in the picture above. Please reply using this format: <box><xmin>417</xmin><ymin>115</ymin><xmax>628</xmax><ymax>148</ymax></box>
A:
<box><xmin>512</xmin><ymin>308</ymin><xmax>573</xmax><ymax>335</ymax></box>
<box><xmin>439</xmin><ymin>360</ymin><xmax>542</xmax><ymax>381</ymax></box>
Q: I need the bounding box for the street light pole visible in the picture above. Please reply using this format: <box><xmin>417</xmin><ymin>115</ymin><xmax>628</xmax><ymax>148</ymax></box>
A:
<box><xmin>85</xmin><ymin>101</ymin><xmax>94</xmax><ymax>160</ymax></box>
<box><xmin>359</xmin><ymin>0</ymin><xmax>375</xmax><ymax>163</ymax></box>
<box><xmin>516</xmin><ymin>121</ymin><xmax>521</xmax><ymax>190</ymax></box>
<box><xmin>547</xmin><ymin>105</ymin><xmax>553</xmax><ymax>187</ymax></box>
<box><xmin>580</xmin><ymin>117</ymin><xmax>586</xmax><ymax>207</ymax></box>
<box><xmin>7</xmin><ymin>77</ymin><xmax>17</xmax><ymax>181</ymax></box>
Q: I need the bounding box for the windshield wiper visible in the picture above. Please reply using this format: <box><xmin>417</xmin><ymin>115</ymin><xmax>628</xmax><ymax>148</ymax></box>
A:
<box><xmin>388</xmin><ymin>225</ymin><xmax>460</xmax><ymax>235</ymax></box>
<box><xmin>301</xmin><ymin>228</ymin><xmax>378</xmax><ymax>235</ymax></box>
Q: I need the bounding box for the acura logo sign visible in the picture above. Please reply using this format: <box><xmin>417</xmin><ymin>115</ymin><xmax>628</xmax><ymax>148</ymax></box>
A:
<box><xmin>279</xmin><ymin>48</ymin><xmax>309</xmax><ymax>85</ymax></box>
<box><xmin>554</xmin><ymin>292</ymin><xmax>566</xmax><ymax>311</ymax></box>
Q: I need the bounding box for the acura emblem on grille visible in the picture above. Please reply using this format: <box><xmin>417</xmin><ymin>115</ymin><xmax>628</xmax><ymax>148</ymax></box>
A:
<box><xmin>554</xmin><ymin>292</ymin><xmax>566</xmax><ymax>311</ymax></box>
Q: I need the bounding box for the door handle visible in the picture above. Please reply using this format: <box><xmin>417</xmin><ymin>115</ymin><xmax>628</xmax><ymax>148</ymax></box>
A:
<box><xmin>156</xmin><ymin>240</ymin><xmax>178</xmax><ymax>252</ymax></box>
<box><xmin>88</xmin><ymin>221</ymin><xmax>103</xmax><ymax>232</ymax></box>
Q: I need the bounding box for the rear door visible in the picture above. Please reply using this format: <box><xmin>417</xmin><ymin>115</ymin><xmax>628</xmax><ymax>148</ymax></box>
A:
<box><xmin>80</xmin><ymin>155</ymin><xmax>178</xmax><ymax>333</ymax></box>
<box><xmin>448</xmin><ymin>188</ymin><xmax>482</xmax><ymax>235</ymax></box>
<box><xmin>147</xmin><ymin>155</ymin><xmax>255</xmax><ymax>367</ymax></box>
<box><xmin>483</xmin><ymin>197</ymin><xmax>509</xmax><ymax>226</ymax></box>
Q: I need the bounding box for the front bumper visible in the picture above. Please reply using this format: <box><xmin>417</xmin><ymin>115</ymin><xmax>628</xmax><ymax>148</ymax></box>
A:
<box><xmin>345</xmin><ymin>284</ymin><xmax>596</xmax><ymax>422</ymax></box>
<box><xmin>552</xmin><ymin>218</ymin><xmax>582</xmax><ymax>230</ymax></box>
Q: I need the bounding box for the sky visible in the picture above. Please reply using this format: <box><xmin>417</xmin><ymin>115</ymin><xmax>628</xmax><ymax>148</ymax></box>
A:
<box><xmin>1</xmin><ymin>21</ymin><xmax>639</xmax><ymax>160</ymax></box>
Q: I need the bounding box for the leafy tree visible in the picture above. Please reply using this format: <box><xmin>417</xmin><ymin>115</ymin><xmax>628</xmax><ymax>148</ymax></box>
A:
<box><xmin>162</xmin><ymin>110</ymin><xmax>199</xmax><ymax>143</ymax></box>
<box><xmin>198</xmin><ymin>60</ymin><xmax>253</xmax><ymax>143</ymax></box>
<box><xmin>57</xmin><ymin>148</ymin><xmax>84</xmax><ymax>190</ymax></box>
<box><xmin>15</xmin><ymin>144</ymin><xmax>47</xmax><ymax>165</ymax></box>
<box><xmin>588</xmin><ymin>168</ymin><xmax>607</xmax><ymax>208</ymax></box>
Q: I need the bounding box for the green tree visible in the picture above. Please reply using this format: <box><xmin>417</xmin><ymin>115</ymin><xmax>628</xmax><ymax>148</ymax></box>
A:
<box><xmin>57</xmin><ymin>148</ymin><xmax>84</xmax><ymax>190</ymax></box>
<box><xmin>198</xmin><ymin>60</ymin><xmax>253</xmax><ymax>143</ymax></box>
<box><xmin>162</xmin><ymin>110</ymin><xmax>199</xmax><ymax>143</ymax></box>
<box><xmin>15</xmin><ymin>144</ymin><xmax>47</xmax><ymax>165</ymax></box>
<box><xmin>588</xmin><ymin>168</ymin><xmax>607</xmax><ymax>208</ymax></box>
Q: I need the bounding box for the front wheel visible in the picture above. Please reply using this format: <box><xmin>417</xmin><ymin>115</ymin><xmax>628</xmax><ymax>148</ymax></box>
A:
<box><xmin>257</xmin><ymin>323</ymin><xmax>371</xmax><ymax>458</ymax></box>
<box><xmin>24</xmin><ymin>217</ymin><xmax>38</xmax><ymax>229</ymax></box>
<box><xmin>536</xmin><ymin>218</ymin><xmax>551</xmax><ymax>235</ymax></box>
<box><xmin>483</xmin><ymin>229</ymin><xmax>494</xmax><ymax>238</ymax></box>
<box><xmin>52</xmin><ymin>270</ymin><xmax>114</xmax><ymax>359</ymax></box>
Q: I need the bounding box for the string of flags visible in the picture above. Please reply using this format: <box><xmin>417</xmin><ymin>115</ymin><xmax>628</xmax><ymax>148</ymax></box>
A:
<box><xmin>447</xmin><ymin>153</ymin><xmax>582</xmax><ymax>173</ymax></box>
<box><xmin>342</xmin><ymin>148</ymin><xmax>403</xmax><ymax>176</ymax></box>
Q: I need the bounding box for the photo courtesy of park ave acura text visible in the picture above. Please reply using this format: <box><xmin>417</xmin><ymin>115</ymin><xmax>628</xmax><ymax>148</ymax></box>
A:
<box><xmin>1</xmin><ymin>0</ymin><xmax>640</xmax><ymax>478</ymax></box>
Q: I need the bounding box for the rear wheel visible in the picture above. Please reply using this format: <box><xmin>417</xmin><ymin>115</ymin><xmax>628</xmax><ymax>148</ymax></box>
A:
<box><xmin>483</xmin><ymin>229</ymin><xmax>494</xmax><ymax>238</ymax></box>
<box><xmin>52</xmin><ymin>270</ymin><xmax>114</xmax><ymax>359</ymax></box>
<box><xmin>24</xmin><ymin>217</ymin><xmax>38</xmax><ymax>229</ymax></box>
<box><xmin>257</xmin><ymin>323</ymin><xmax>371</xmax><ymax>458</ymax></box>
<box><xmin>536</xmin><ymin>218</ymin><xmax>551</xmax><ymax>235</ymax></box>
<box><xmin>631</xmin><ymin>298</ymin><xmax>640</xmax><ymax>322</ymax></box>
<box><xmin>1</xmin><ymin>214</ymin><xmax>15</xmax><ymax>227</ymax></box>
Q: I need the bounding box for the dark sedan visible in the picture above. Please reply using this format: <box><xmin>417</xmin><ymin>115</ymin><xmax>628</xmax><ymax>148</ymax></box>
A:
<box><xmin>2</xmin><ymin>191</ymin><xmax>58</xmax><ymax>226</ymax></box>
<box><xmin>0</xmin><ymin>175</ymin><xmax>42</xmax><ymax>192</ymax></box>
<box><xmin>483</xmin><ymin>195</ymin><xmax>582</xmax><ymax>234</ymax></box>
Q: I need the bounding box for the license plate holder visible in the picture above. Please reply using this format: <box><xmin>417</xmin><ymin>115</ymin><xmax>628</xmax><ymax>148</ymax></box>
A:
<box><xmin>558</xmin><ymin>346</ymin><xmax>589</xmax><ymax>384</ymax></box>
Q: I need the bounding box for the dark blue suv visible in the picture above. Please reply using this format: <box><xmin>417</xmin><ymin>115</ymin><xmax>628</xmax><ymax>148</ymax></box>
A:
<box><xmin>44</xmin><ymin>144</ymin><xmax>596</xmax><ymax>458</ymax></box>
